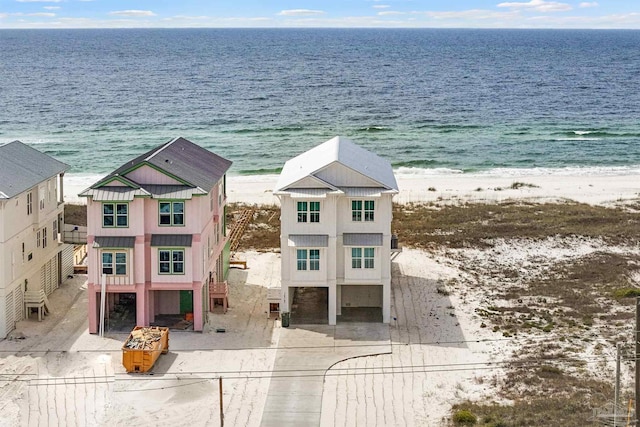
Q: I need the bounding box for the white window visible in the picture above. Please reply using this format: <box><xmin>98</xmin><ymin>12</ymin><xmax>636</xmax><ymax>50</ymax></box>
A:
<box><xmin>102</xmin><ymin>252</ymin><xmax>127</xmax><ymax>275</ymax></box>
<box><xmin>103</xmin><ymin>203</ymin><xmax>128</xmax><ymax>227</ymax></box>
<box><xmin>53</xmin><ymin>219</ymin><xmax>57</xmax><ymax>240</ymax></box>
<box><xmin>27</xmin><ymin>192</ymin><xmax>33</xmax><ymax>215</ymax></box>
<box><xmin>352</xmin><ymin>200</ymin><xmax>375</xmax><ymax>222</ymax></box>
<box><xmin>296</xmin><ymin>249</ymin><xmax>320</xmax><ymax>271</ymax></box>
<box><xmin>39</xmin><ymin>186</ymin><xmax>45</xmax><ymax>210</ymax></box>
<box><xmin>159</xmin><ymin>249</ymin><xmax>185</xmax><ymax>274</ymax></box>
<box><xmin>36</xmin><ymin>230</ymin><xmax>41</xmax><ymax>248</ymax></box>
<box><xmin>42</xmin><ymin>227</ymin><xmax>47</xmax><ymax>248</ymax></box>
<box><xmin>297</xmin><ymin>201</ymin><xmax>320</xmax><ymax>223</ymax></box>
<box><xmin>159</xmin><ymin>201</ymin><xmax>184</xmax><ymax>226</ymax></box>
<box><xmin>351</xmin><ymin>247</ymin><xmax>375</xmax><ymax>269</ymax></box>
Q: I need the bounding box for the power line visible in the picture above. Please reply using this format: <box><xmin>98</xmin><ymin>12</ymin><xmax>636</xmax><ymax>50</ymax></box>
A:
<box><xmin>2</xmin><ymin>352</ymin><xmax>634</xmax><ymax>386</ymax></box>
<box><xmin>1</xmin><ymin>332</ymin><xmax>630</xmax><ymax>354</ymax></box>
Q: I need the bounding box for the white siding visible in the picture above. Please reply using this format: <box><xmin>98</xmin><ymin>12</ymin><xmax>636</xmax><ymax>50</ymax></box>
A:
<box><xmin>61</xmin><ymin>245</ymin><xmax>74</xmax><ymax>279</ymax></box>
<box><xmin>315</xmin><ymin>163</ymin><xmax>381</xmax><ymax>188</ymax></box>
<box><xmin>4</xmin><ymin>289</ymin><xmax>15</xmax><ymax>336</ymax></box>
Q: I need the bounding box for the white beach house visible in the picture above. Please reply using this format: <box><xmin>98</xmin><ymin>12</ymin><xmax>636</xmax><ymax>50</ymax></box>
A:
<box><xmin>275</xmin><ymin>136</ymin><xmax>398</xmax><ymax>325</ymax></box>
<box><xmin>0</xmin><ymin>141</ymin><xmax>73</xmax><ymax>339</ymax></box>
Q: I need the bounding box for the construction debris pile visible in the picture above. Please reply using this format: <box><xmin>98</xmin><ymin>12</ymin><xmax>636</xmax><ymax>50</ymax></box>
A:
<box><xmin>123</xmin><ymin>326</ymin><xmax>164</xmax><ymax>350</ymax></box>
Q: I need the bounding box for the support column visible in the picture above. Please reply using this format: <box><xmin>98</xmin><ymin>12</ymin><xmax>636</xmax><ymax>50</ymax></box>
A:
<box><xmin>193</xmin><ymin>282</ymin><xmax>203</xmax><ymax>331</ymax></box>
<box><xmin>328</xmin><ymin>285</ymin><xmax>336</xmax><ymax>325</ymax></box>
<box><xmin>336</xmin><ymin>284</ymin><xmax>342</xmax><ymax>316</ymax></box>
<box><xmin>382</xmin><ymin>279</ymin><xmax>391</xmax><ymax>323</ymax></box>
<box><xmin>136</xmin><ymin>285</ymin><xmax>147</xmax><ymax>327</ymax></box>
<box><xmin>88</xmin><ymin>284</ymin><xmax>98</xmax><ymax>333</ymax></box>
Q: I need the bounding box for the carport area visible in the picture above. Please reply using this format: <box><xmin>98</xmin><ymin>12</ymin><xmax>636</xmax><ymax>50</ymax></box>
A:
<box><xmin>289</xmin><ymin>285</ymin><xmax>384</xmax><ymax>325</ymax></box>
<box><xmin>338</xmin><ymin>284</ymin><xmax>383</xmax><ymax>323</ymax></box>
<box><xmin>290</xmin><ymin>287</ymin><xmax>328</xmax><ymax>325</ymax></box>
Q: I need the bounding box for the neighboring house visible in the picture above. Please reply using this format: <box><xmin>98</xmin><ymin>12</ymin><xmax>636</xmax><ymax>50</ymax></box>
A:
<box><xmin>79</xmin><ymin>137</ymin><xmax>232</xmax><ymax>333</ymax></box>
<box><xmin>275</xmin><ymin>136</ymin><xmax>399</xmax><ymax>325</ymax></box>
<box><xmin>0</xmin><ymin>141</ymin><xmax>72</xmax><ymax>339</ymax></box>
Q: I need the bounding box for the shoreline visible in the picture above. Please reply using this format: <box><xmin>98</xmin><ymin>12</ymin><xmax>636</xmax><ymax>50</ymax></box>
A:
<box><xmin>64</xmin><ymin>171</ymin><xmax>640</xmax><ymax>206</ymax></box>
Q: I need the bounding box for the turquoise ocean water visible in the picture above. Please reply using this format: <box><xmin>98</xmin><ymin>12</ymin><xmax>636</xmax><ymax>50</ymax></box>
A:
<box><xmin>1</xmin><ymin>28</ymin><xmax>640</xmax><ymax>183</ymax></box>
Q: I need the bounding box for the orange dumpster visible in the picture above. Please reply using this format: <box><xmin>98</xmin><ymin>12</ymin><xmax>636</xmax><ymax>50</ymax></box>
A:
<box><xmin>122</xmin><ymin>326</ymin><xmax>169</xmax><ymax>373</ymax></box>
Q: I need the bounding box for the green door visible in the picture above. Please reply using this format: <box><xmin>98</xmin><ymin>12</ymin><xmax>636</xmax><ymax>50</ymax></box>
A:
<box><xmin>180</xmin><ymin>290</ymin><xmax>193</xmax><ymax>314</ymax></box>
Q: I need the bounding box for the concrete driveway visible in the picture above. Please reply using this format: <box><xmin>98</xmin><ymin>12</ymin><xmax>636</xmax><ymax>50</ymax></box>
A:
<box><xmin>260</xmin><ymin>323</ymin><xmax>390</xmax><ymax>427</ymax></box>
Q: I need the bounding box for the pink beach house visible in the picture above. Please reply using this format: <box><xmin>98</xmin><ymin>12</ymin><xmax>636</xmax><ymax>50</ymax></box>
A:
<box><xmin>79</xmin><ymin>137</ymin><xmax>232</xmax><ymax>332</ymax></box>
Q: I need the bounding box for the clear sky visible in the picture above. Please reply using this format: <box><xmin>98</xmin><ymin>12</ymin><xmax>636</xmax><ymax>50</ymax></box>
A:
<box><xmin>0</xmin><ymin>1</ymin><xmax>638</xmax><ymax>29</ymax></box>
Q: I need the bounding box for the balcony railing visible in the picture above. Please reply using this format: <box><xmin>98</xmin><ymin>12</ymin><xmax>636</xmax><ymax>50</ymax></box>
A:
<box><xmin>209</xmin><ymin>281</ymin><xmax>228</xmax><ymax>313</ymax></box>
<box><xmin>209</xmin><ymin>281</ymin><xmax>228</xmax><ymax>296</ymax></box>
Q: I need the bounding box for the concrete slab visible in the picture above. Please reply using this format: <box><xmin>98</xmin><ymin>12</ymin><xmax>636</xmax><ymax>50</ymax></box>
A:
<box><xmin>260</xmin><ymin>323</ymin><xmax>390</xmax><ymax>427</ymax></box>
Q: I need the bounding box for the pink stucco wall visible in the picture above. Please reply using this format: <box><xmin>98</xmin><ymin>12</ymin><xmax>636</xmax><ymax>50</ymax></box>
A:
<box><xmin>86</xmin><ymin>173</ymin><xmax>227</xmax><ymax>333</ymax></box>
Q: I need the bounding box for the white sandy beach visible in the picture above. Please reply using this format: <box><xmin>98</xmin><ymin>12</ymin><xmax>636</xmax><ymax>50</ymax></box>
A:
<box><xmin>65</xmin><ymin>170</ymin><xmax>640</xmax><ymax>206</ymax></box>
<box><xmin>1</xmin><ymin>171</ymin><xmax>636</xmax><ymax>426</ymax></box>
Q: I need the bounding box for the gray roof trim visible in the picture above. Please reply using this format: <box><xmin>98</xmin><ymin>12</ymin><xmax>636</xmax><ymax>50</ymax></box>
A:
<box><xmin>343</xmin><ymin>233</ymin><xmax>383</xmax><ymax>247</ymax></box>
<box><xmin>150</xmin><ymin>234</ymin><xmax>193</xmax><ymax>247</ymax></box>
<box><xmin>287</xmin><ymin>234</ymin><xmax>329</xmax><ymax>248</ymax></box>
<box><xmin>0</xmin><ymin>141</ymin><xmax>70</xmax><ymax>199</ymax></box>
<box><xmin>93</xmin><ymin>236</ymin><xmax>136</xmax><ymax>248</ymax></box>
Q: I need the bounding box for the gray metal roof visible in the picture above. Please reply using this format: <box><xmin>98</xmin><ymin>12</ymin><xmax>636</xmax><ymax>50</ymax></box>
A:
<box><xmin>91</xmin><ymin>137</ymin><xmax>231</xmax><ymax>192</ymax></box>
<box><xmin>340</xmin><ymin>187</ymin><xmax>386</xmax><ymax>197</ymax></box>
<box><xmin>275</xmin><ymin>136</ymin><xmax>398</xmax><ymax>193</ymax></box>
<box><xmin>93</xmin><ymin>236</ymin><xmax>136</xmax><ymax>248</ymax></box>
<box><xmin>78</xmin><ymin>187</ymin><xmax>150</xmax><ymax>201</ymax></box>
<box><xmin>144</xmin><ymin>185</ymin><xmax>206</xmax><ymax>199</ymax></box>
<box><xmin>343</xmin><ymin>233</ymin><xmax>383</xmax><ymax>247</ymax></box>
<box><xmin>150</xmin><ymin>234</ymin><xmax>193</xmax><ymax>247</ymax></box>
<box><xmin>287</xmin><ymin>234</ymin><xmax>329</xmax><ymax>247</ymax></box>
<box><xmin>0</xmin><ymin>141</ymin><xmax>69</xmax><ymax>199</ymax></box>
<box><xmin>286</xmin><ymin>189</ymin><xmax>332</xmax><ymax>198</ymax></box>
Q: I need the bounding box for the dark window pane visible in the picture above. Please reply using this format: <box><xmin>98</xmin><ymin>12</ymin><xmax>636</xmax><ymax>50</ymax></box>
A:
<box><xmin>159</xmin><ymin>202</ymin><xmax>171</xmax><ymax>213</ymax></box>
<box><xmin>173</xmin><ymin>262</ymin><xmax>184</xmax><ymax>273</ymax></box>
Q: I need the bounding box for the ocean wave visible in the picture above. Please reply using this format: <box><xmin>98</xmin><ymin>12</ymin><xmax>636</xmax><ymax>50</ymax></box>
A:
<box><xmin>393</xmin><ymin>165</ymin><xmax>640</xmax><ymax>179</ymax></box>
<box><xmin>392</xmin><ymin>159</ymin><xmax>443</xmax><ymax>168</ymax></box>
<box><xmin>357</xmin><ymin>126</ymin><xmax>392</xmax><ymax>132</ymax></box>
<box><xmin>555</xmin><ymin>130</ymin><xmax>640</xmax><ymax>138</ymax></box>
<box><xmin>554</xmin><ymin>137</ymin><xmax>602</xmax><ymax>141</ymax></box>
<box><xmin>237</xmin><ymin>167</ymin><xmax>282</xmax><ymax>175</ymax></box>
<box><xmin>395</xmin><ymin>167</ymin><xmax>464</xmax><ymax>176</ymax></box>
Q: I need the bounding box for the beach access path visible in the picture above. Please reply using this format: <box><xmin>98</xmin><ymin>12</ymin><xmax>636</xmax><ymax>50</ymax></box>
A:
<box><xmin>260</xmin><ymin>323</ymin><xmax>390</xmax><ymax>427</ymax></box>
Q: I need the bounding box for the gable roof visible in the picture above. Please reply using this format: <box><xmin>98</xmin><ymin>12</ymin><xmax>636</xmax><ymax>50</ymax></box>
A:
<box><xmin>88</xmin><ymin>137</ymin><xmax>232</xmax><ymax>192</ymax></box>
<box><xmin>275</xmin><ymin>136</ymin><xmax>398</xmax><ymax>192</ymax></box>
<box><xmin>0</xmin><ymin>141</ymin><xmax>69</xmax><ymax>200</ymax></box>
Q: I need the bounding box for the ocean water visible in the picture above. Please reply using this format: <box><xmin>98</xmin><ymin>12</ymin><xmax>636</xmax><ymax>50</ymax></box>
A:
<box><xmin>1</xmin><ymin>28</ymin><xmax>640</xmax><ymax>182</ymax></box>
